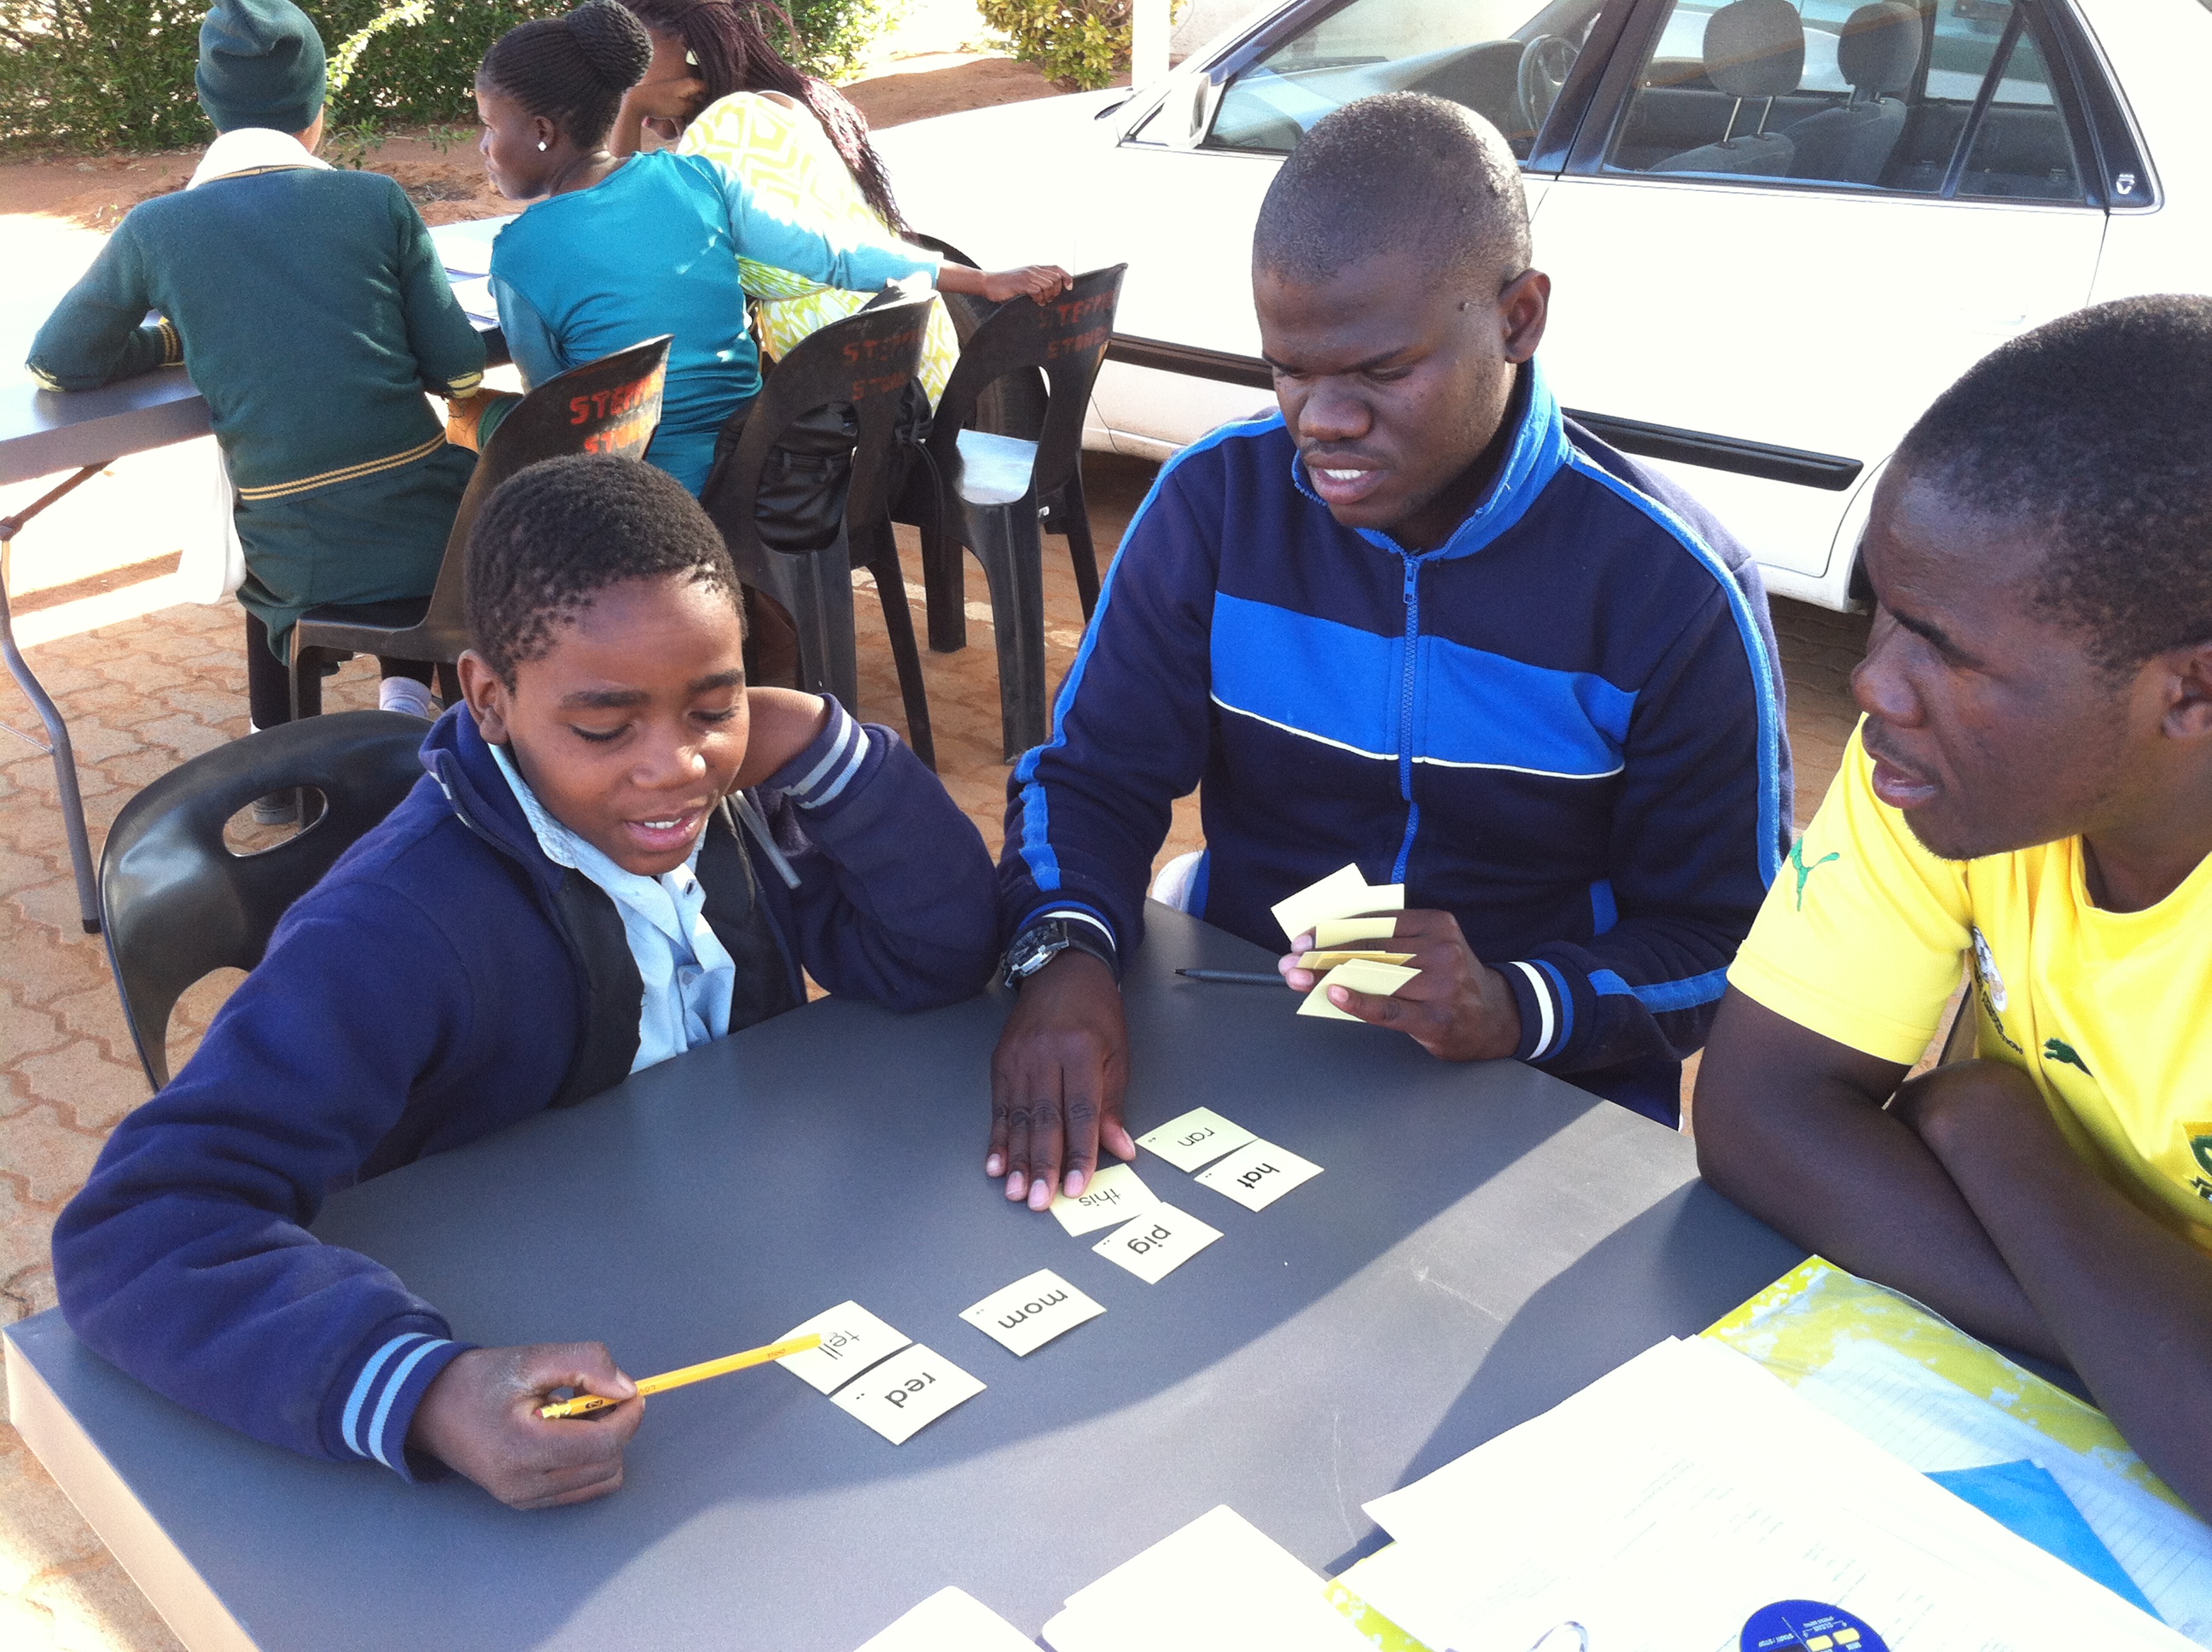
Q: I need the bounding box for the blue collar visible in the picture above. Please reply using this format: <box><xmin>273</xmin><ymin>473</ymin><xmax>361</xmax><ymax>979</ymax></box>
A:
<box><xmin>1286</xmin><ymin>359</ymin><xmax>1569</xmax><ymax>563</ymax></box>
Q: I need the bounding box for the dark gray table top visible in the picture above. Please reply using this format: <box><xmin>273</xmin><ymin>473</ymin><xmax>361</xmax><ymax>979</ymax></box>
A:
<box><xmin>7</xmin><ymin>906</ymin><xmax>1802</xmax><ymax>1649</ymax></box>
<box><xmin>1</xmin><ymin>218</ymin><xmax>509</xmax><ymax>489</ymax></box>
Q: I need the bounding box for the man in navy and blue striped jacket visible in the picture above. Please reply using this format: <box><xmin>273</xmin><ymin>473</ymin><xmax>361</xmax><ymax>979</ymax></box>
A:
<box><xmin>985</xmin><ymin>94</ymin><xmax>1791</xmax><ymax>1207</ymax></box>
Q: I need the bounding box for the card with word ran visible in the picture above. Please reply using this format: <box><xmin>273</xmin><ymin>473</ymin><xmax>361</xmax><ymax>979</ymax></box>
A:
<box><xmin>1136</xmin><ymin>1106</ymin><xmax>1257</xmax><ymax>1172</ymax></box>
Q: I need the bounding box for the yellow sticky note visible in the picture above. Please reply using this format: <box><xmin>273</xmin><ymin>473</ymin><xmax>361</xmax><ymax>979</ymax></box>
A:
<box><xmin>1298</xmin><ymin>959</ymin><xmax>1419</xmax><ymax>1021</ymax></box>
<box><xmin>1048</xmin><ymin>1161</ymin><xmax>1160</xmax><ymax>1236</ymax></box>
<box><xmin>1091</xmin><ymin>1203</ymin><xmax>1223</xmax><ymax>1283</ymax></box>
<box><xmin>775</xmin><ymin>1300</ymin><xmax>911</xmax><ymax>1394</ymax></box>
<box><xmin>1298</xmin><ymin>950</ymin><xmax>1415</xmax><ymax>971</ymax></box>
<box><xmin>1273</xmin><ymin>866</ymin><xmax>1371</xmax><ymax>942</ymax></box>
<box><xmin>1313</xmin><ymin>915</ymin><xmax>1404</xmax><ymax>947</ymax></box>
<box><xmin>828</xmin><ymin>1344</ymin><xmax>985</xmax><ymax>1444</ymax></box>
<box><xmin>1136</xmin><ymin>1106</ymin><xmax>1257</xmax><ymax>1172</ymax></box>
<box><xmin>1194</xmin><ymin>1139</ymin><xmax>1324</xmax><ymax>1210</ymax></box>
<box><xmin>959</xmin><ymin>1269</ymin><xmax>1105</xmax><ymax>1357</ymax></box>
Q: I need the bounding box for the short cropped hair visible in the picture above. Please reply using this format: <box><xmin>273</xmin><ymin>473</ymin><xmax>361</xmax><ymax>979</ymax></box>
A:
<box><xmin>480</xmin><ymin>0</ymin><xmax>651</xmax><ymax>151</ymax></box>
<box><xmin>1897</xmin><ymin>294</ymin><xmax>2212</xmax><ymax>675</ymax></box>
<box><xmin>466</xmin><ymin>453</ymin><xmax>741</xmax><ymax>685</ymax></box>
<box><xmin>1252</xmin><ymin>93</ymin><xmax>1532</xmax><ymax>289</ymax></box>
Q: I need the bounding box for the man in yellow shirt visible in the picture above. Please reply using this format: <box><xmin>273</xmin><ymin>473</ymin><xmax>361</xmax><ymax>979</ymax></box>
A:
<box><xmin>1694</xmin><ymin>294</ymin><xmax>2212</xmax><ymax>1521</ymax></box>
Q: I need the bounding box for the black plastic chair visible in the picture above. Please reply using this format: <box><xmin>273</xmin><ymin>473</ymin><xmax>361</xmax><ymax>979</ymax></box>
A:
<box><xmin>902</xmin><ymin>264</ymin><xmax>1126</xmax><ymax>759</ymax></box>
<box><xmin>99</xmin><ymin>710</ymin><xmax>429</xmax><ymax>1090</ymax></box>
<box><xmin>698</xmin><ymin>294</ymin><xmax>936</xmax><ymax>767</ymax></box>
<box><xmin>288</xmin><ymin>336</ymin><xmax>674</xmax><ymax>720</ymax></box>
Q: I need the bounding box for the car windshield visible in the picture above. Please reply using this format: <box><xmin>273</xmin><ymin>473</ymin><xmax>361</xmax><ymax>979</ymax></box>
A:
<box><xmin>1205</xmin><ymin>0</ymin><xmax>1609</xmax><ymax>158</ymax></box>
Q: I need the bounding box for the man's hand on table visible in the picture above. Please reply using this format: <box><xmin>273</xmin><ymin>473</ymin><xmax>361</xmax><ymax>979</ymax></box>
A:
<box><xmin>1277</xmin><ymin>909</ymin><xmax>1522</xmax><ymax>1061</ymax></box>
<box><xmin>410</xmin><ymin>1343</ymin><xmax>642</xmax><ymax>1509</ymax></box>
<box><xmin>987</xmin><ymin>949</ymin><xmax>1135</xmax><ymax>1210</ymax></box>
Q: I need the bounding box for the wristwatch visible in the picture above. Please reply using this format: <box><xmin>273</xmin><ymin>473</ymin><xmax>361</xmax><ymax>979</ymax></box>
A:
<box><xmin>1002</xmin><ymin>916</ymin><xmax>1117</xmax><ymax>987</ymax></box>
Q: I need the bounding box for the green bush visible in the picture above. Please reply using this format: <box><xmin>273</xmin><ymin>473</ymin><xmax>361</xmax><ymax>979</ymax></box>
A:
<box><xmin>0</xmin><ymin>0</ymin><xmax>898</xmax><ymax>154</ymax></box>
<box><xmin>976</xmin><ymin>0</ymin><xmax>1126</xmax><ymax>90</ymax></box>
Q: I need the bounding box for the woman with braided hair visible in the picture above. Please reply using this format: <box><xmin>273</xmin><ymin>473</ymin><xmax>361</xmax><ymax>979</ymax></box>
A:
<box><xmin>465</xmin><ymin>0</ymin><xmax>1065</xmax><ymax>495</ymax></box>
<box><xmin>609</xmin><ymin>0</ymin><xmax>961</xmax><ymax>403</ymax></box>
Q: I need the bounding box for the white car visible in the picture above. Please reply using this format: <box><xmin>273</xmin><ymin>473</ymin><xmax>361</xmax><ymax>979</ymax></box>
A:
<box><xmin>875</xmin><ymin>0</ymin><xmax>2212</xmax><ymax>609</ymax></box>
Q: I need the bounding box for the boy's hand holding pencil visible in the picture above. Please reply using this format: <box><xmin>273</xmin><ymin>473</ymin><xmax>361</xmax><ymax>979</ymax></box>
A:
<box><xmin>409</xmin><ymin>1341</ymin><xmax>643</xmax><ymax>1510</ymax></box>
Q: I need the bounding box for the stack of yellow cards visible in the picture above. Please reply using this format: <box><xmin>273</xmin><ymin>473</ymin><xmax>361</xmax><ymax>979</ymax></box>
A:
<box><xmin>1269</xmin><ymin>863</ymin><xmax>1418</xmax><ymax>1022</ymax></box>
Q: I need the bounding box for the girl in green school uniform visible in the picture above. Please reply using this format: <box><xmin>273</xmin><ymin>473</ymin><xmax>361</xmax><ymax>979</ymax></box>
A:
<box><xmin>27</xmin><ymin>0</ymin><xmax>486</xmax><ymax>752</ymax></box>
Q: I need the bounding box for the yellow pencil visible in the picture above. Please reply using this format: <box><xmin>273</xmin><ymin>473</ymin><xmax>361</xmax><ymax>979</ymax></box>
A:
<box><xmin>537</xmin><ymin>1333</ymin><xmax>822</xmax><ymax>1419</ymax></box>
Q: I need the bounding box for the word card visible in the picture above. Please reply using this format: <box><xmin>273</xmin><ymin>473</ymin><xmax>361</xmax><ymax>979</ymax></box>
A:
<box><xmin>1092</xmin><ymin>1203</ymin><xmax>1223</xmax><ymax>1283</ymax></box>
<box><xmin>1299</xmin><ymin>949</ymin><xmax>1415</xmax><ymax>971</ymax></box>
<box><xmin>1136</xmin><ymin>1106</ymin><xmax>1256</xmax><ymax>1172</ymax></box>
<box><xmin>1048</xmin><ymin>1160</ymin><xmax>1160</xmax><ymax>1236</ymax></box>
<box><xmin>855</xmin><ymin>1587</ymin><xmax>1035</xmax><ymax>1652</ymax></box>
<box><xmin>1299</xmin><ymin>958</ymin><xmax>1420</xmax><ymax>1021</ymax></box>
<box><xmin>1271</xmin><ymin>863</ymin><xmax>1405</xmax><ymax>946</ymax></box>
<box><xmin>830</xmin><ymin>1344</ymin><xmax>986</xmax><ymax>1445</ymax></box>
<box><xmin>775</xmin><ymin>1300</ymin><xmax>911</xmax><ymax>1394</ymax></box>
<box><xmin>960</xmin><ymin>1268</ymin><xmax>1105</xmax><ymax>1357</ymax></box>
<box><xmin>1195</xmin><ymin>1140</ymin><xmax>1324</xmax><ymax>1212</ymax></box>
<box><xmin>1313</xmin><ymin>914</ymin><xmax>1405</xmax><ymax>948</ymax></box>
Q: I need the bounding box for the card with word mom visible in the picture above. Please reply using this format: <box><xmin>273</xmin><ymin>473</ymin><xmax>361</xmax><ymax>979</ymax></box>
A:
<box><xmin>774</xmin><ymin>1300</ymin><xmax>911</xmax><ymax>1395</ymax></box>
<box><xmin>1092</xmin><ymin>1203</ymin><xmax>1223</xmax><ymax>1284</ymax></box>
<box><xmin>829</xmin><ymin>1344</ymin><xmax>987</xmax><ymax>1445</ymax></box>
<box><xmin>1135</xmin><ymin>1106</ymin><xmax>1257</xmax><ymax>1172</ymax></box>
<box><xmin>960</xmin><ymin>1269</ymin><xmax>1106</xmax><ymax>1357</ymax></box>
<box><xmin>1194</xmin><ymin>1140</ymin><xmax>1324</xmax><ymax>1212</ymax></box>
<box><xmin>1047</xmin><ymin>1161</ymin><xmax>1161</xmax><ymax>1236</ymax></box>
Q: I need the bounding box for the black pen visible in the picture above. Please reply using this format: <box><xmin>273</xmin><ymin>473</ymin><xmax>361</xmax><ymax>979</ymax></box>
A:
<box><xmin>1176</xmin><ymin>969</ymin><xmax>1285</xmax><ymax>986</ymax></box>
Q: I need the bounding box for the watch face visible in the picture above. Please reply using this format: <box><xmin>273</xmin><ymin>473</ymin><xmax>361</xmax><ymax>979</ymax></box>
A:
<box><xmin>1009</xmin><ymin>925</ymin><xmax>1062</xmax><ymax>977</ymax></box>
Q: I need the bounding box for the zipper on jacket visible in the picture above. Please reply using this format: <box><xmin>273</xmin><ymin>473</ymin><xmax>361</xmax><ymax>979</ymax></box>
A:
<box><xmin>1392</xmin><ymin>554</ymin><xmax>1423</xmax><ymax>882</ymax></box>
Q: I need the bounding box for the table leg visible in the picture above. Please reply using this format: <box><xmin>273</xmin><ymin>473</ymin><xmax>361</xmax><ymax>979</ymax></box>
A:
<box><xmin>1</xmin><ymin>462</ymin><xmax>113</xmax><ymax>935</ymax></box>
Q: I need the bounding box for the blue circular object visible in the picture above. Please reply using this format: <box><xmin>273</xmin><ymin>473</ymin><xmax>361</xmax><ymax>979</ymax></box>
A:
<box><xmin>1740</xmin><ymin>1600</ymin><xmax>1889</xmax><ymax>1652</ymax></box>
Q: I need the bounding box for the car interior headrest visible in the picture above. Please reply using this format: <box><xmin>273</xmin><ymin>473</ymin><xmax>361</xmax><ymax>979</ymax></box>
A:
<box><xmin>1837</xmin><ymin>2</ymin><xmax>1923</xmax><ymax>97</ymax></box>
<box><xmin>1703</xmin><ymin>0</ymin><xmax>1807</xmax><ymax>102</ymax></box>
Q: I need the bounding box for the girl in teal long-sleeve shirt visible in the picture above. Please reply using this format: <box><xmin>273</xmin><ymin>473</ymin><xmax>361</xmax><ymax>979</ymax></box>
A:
<box><xmin>468</xmin><ymin>2</ymin><xmax>1068</xmax><ymax>496</ymax></box>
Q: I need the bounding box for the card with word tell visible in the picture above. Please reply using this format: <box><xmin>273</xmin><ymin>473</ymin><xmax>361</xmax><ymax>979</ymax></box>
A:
<box><xmin>1195</xmin><ymin>1140</ymin><xmax>1324</xmax><ymax>1212</ymax></box>
<box><xmin>1092</xmin><ymin>1203</ymin><xmax>1223</xmax><ymax>1283</ymax></box>
<box><xmin>1136</xmin><ymin>1106</ymin><xmax>1257</xmax><ymax>1172</ymax></box>
<box><xmin>1298</xmin><ymin>958</ymin><xmax>1420</xmax><ymax>1021</ymax></box>
<box><xmin>1269</xmin><ymin>864</ymin><xmax>1405</xmax><ymax>946</ymax></box>
<box><xmin>775</xmin><ymin>1300</ymin><xmax>911</xmax><ymax>1394</ymax></box>
<box><xmin>960</xmin><ymin>1269</ymin><xmax>1105</xmax><ymax>1357</ymax></box>
<box><xmin>1312</xmin><ymin>915</ymin><xmax>1405</xmax><ymax>948</ymax></box>
<box><xmin>830</xmin><ymin>1344</ymin><xmax>986</xmax><ymax>1445</ymax></box>
<box><xmin>1048</xmin><ymin>1161</ymin><xmax>1160</xmax><ymax>1236</ymax></box>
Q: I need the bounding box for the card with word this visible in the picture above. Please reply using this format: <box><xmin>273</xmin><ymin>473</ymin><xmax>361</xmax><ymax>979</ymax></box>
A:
<box><xmin>960</xmin><ymin>1269</ymin><xmax>1106</xmax><ymax>1358</ymax></box>
<box><xmin>1092</xmin><ymin>1203</ymin><xmax>1224</xmax><ymax>1284</ymax></box>
<box><xmin>1048</xmin><ymin>1161</ymin><xmax>1161</xmax><ymax>1236</ymax></box>
<box><xmin>1136</xmin><ymin>1107</ymin><xmax>1257</xmax><ymax>1172</ymax></box>
<box><xmin>1195</xmin><ymin>1140</ymin><xmax>1324</xmax><ymax>1212</ymax></box>
<box><xmin>775</xmin><ymin>1300</ymin><xmax>911</xmax><ymax>1395</ymax></box>
<box><xmin>829</xmin><ymin>1344</ymin><xmax>986</xmax><ymax>1445</ymax></box>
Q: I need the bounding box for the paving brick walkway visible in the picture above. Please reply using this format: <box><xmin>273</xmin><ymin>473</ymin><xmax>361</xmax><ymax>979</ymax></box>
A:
<box><xmin>0</xmin><ymin>445</ymin><xmax>1869</xmax><ymax>1649</ymax></box>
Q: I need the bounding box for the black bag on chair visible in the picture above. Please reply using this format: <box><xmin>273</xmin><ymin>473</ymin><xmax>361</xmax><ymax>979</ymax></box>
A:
<box><xmin>713</xmin><ymin>378</ymin><xmax>934</xmax><ymax>556</ymax></box>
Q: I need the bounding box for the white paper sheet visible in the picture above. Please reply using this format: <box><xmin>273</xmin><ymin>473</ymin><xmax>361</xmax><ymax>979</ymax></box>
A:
<box><xmin>853</xmin><ymin>1586</ymin><xmax>1035</xmax><ymax>1651</ymax></box>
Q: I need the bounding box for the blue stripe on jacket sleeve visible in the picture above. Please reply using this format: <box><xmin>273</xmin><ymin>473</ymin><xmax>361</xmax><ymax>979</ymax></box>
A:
<box><xmin>1565</xmin><ymin>456</ymin><xmax>1785</xmax><ymax>887</ymax></box>
<box><xmin>1533</xmin><ymin>957</ymin><xmax>1575</xmax><ymax>1056</ymax></box>
<box><xmin>1010</xmin><ymin>412</ymin><xmax>1282</xmax><ymax>895</ymax></box>
<box><xmin>343</xmin><ymin>1332</ymin><xmax>428</xmax><ymax>1457</ymax></box>
<box><xmin>367</xmin><ymin>1336</ymin><xmax>453</xmax><ymax>1469</ymax></box>
<box><xmin>1592</xmin><ymin>966</ymin><xmax>1731</xmax><ymax>1011</ymax></box>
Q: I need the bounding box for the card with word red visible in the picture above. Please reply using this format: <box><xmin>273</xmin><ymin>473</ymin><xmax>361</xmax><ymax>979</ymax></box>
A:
<box><xmin>959</xmin><ymin>1268</ymin><xmax>1105</xmax><ymax>1357</ymax></box>
<box><xmin>829</xmin><ymin>1344</ymin><xmax>986</xmax><ymax>1445</ymax></box>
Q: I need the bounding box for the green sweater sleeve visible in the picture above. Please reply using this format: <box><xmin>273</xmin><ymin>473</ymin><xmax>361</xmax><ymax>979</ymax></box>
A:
<box><xmin>388</xmin><ymin>181</ymin><xmax>487</xmax><ymax>398</ymax></box>
<box><xmin>26</xmin><ymin>218</ymin><xmax>180</xmax><ymax>391</ymax></box>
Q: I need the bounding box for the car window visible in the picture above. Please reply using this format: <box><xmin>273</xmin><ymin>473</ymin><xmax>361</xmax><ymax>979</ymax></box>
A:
<box><xmin>1202</xmin><ymin>0</ymin><xmax>1609</xmax><ymax>160</ymax></box>
<box><xmin>1600</xmin><ymin>0</ymin><xmax>2086</xmax><ymax>203</ymax></box>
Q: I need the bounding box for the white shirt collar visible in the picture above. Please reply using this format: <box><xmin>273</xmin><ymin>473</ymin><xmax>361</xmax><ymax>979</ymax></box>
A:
<box><xmin>189</xmin><ymin>127</ymin><xmax>331</xmax><ymax>190</ymax></box>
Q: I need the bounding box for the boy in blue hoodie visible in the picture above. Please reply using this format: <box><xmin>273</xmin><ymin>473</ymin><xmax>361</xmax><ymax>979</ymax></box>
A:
<box><xmin>55</xmin><ymin>454</ymin><xmax>998</xmax><ymax>1509</ymax></box>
